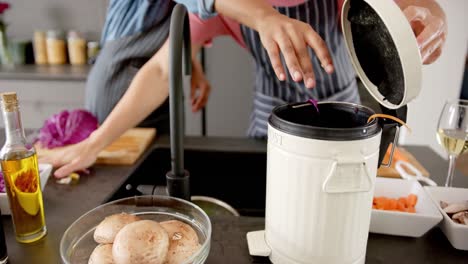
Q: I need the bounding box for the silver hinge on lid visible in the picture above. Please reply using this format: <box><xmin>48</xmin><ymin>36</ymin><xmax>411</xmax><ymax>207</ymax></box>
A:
<box><xmin>380</xmin><ymin>125</ymin><xmax>400</xmax><ymax>168</ymax></box>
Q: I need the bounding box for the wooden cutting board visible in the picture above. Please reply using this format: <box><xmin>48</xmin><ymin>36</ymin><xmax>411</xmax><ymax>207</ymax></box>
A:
<box><xmin>456</xmin><ymin>152</ymin><xmax>468</xmax><ymax>176</ymax></box>
<box><xmin>36</xmin><ymin>128</ymin><xmax>156</xmax><ymax>165</ymax></box>
<box><xmin>377</xmin><ymin>147</ymin><xmax>430</xmax><ymax>178</ymax></box>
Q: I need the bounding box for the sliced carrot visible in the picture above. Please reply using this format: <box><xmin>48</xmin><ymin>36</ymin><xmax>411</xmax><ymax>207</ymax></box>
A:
<box><xmin>398</xmin><ymin>197</ymin><xmax>407</xmax><ymax>208</ymax></box>
<box><xmin>367</xmin><ymin>114</ymin><xmax>412</xmax><ymax>133</ymax></box>
<box><xmin>375</xmin><ymin>197</ymin><xmax>384</xmax><ymax>209</ymax></box>
<box><xmin>373</xmin><ymin>194</ymin><xmax>418</xmax><ymax>213</ymax></box>
<box><xmin>407</xmin><ymin>194</ymin><xmax>418</xmax><ymax>207</ymax></box>
<box><xmin>383</xmin><ymin>199</ymin><xmax>393</xmax><ymax>210</ymax></box>
<box><xmin>396</xmin><ymin>200</ymin><xmax>407</xmax><ymax>212</ymax></box>
<box><xmin>387</xmin><ymin>199</ymin><xmax>398</xmax><ymax>210</ymax></box>
<box><xmin>375</xmin><ymin>197</ymin><xmax>387</xmax><ymax>210</ymax></box>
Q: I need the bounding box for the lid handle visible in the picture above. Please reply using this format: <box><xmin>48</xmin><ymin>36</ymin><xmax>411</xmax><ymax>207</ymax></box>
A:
<box><xmin>378</xmin><ymin>105</ymin><xmax>407</xmax><ymax>167</ymax></box>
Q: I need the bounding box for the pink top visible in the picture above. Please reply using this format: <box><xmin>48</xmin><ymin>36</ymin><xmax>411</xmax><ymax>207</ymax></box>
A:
<box><xmin>189</xmin><ymin>0</ymin><xmax>345</xmax><ymax>48</ymax></box>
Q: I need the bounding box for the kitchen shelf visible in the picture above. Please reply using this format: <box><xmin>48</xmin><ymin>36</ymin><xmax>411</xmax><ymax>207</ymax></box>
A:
<box><xmin>0</xmin><ymin>64</ymin><xmax>90</xmax><ymax>82</ymax></box>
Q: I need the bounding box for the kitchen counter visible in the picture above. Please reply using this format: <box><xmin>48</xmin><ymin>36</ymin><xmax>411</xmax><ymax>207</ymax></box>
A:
<box><xmin>1</xmin><ymin>136</ymin><xmax>468</xmax><ymax>263</ymax></box>
<box><xmin>0</xmin><ymin>65</ymin><xmax>90</xmax><ymax>81</ymax></box>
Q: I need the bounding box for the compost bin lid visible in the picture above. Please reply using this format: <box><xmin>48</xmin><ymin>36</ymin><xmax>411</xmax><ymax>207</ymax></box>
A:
<box><xmin>341</xmin><ymin>0</ymin><xmax>422</xmax><ymax>109</ymax></box>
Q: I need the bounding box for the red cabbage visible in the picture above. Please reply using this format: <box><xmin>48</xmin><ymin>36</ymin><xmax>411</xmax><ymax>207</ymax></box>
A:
<box><xmin>38</xmin><ymin>109</ymin><xmax>98</xmax><ymax>149</ymax></box>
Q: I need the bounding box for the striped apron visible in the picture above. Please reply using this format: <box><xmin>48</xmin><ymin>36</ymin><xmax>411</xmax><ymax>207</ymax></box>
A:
<box><xmin>241</xmin><ymin>0</ymin><xmax>359</xmax><ymax>138</ymax></box>
<box><xmin>85</xmin><ymin>1</ymin><xmax>174</xmax><ymax>133</ymax></box>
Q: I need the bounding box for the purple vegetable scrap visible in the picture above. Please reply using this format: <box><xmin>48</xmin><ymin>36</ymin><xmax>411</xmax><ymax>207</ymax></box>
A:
<box><xmin>308</xmin><ymin>99</ymin><xmax>319</xmax><ymax>112</ymax></box>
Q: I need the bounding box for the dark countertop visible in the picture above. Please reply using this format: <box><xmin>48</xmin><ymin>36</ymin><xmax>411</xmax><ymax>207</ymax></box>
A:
<box><xmin>1</xmin><ymin>136</ymin><xmax>468</xmax><ymax>263</ymax></box>
<box><xmin>0</xmin><ymin>65</ymin><xmax>90</xmax><ymax>81</ymax></box>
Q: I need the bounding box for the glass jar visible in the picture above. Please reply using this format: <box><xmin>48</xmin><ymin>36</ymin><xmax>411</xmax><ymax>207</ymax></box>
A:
<box><xmin>67</xmin><ymin>31</ymin><xmax>86</xmax><ymax>65</ymax></box>
<box><xmin>33</xmin><ymin>31</ymin><xmax>48</xmax><ymax>65</ymax></box>
<box><xmin>46</xmin><ymin>30</ymin><xmax>67</xmax><ymax>65</ymax></box>
<box><xmin>86</xmin><ymin>41</ymin><xmax>99</xmax><ymax>64</ymax></box>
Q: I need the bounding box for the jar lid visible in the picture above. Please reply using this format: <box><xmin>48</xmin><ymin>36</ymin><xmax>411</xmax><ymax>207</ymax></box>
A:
<box><xmin>341</xmin><ymin>0</ymin><xmax>422</xmax><ymax>109</ymax></box>
<box><xmin>47</xmin><ymin>30</ymin><xmax>65</xmax><ymax>39</ymax></box>
<box><xmin>67</xmin><ymin>30</ymin><xmax>83</xmax><ymax>39</ymax></box>
<box><xmin>87</xmin><ymin>41</ymin><xmax>100</xmax><ymax>48</ymax></box>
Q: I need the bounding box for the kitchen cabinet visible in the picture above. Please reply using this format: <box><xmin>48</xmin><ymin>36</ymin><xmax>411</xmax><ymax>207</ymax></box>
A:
<box><xmin>0</xmin><ymin>65</ymin><xmax>88</xmax><ymax>129</ymax></box>
<box><xmin>0</xmin><ymin>78</ymin><xmax>85</xmax><ymax>129</ymax></box>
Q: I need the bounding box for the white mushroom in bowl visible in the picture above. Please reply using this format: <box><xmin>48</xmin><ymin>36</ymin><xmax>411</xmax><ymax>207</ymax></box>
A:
<box><xmin>94</xmin><ymin>213</ymin><xmax>141</xmax><ymax>244</ymax></box>
<box><xmin>160</xmin><ymin>220</ymin><xmax>201</xmax><ymax>264</ymax></box>
<box><xmin>112</xmin><ymin>220</ymin><xmax>170</xmax><ymax>264</ymax></box>
<box><xmin>89</xmin><ymin>244</ymin><xmax>114</xmax><ymax>264</ymax></box>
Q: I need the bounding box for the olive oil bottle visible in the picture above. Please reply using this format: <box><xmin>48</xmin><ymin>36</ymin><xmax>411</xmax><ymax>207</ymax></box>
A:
<box><xmin>0</xmin><ymin>92</ymin><xmax>46</xmax><ymax>243</ymax></box>
<box><xmin>0</xmin><ymin>208</ymin><xmax>7</xmax><ymax>264</ymax></box>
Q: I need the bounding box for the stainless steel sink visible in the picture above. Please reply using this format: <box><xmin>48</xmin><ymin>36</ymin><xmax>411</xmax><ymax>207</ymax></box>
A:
<box><xmin>107</xmin><ymin>137</ymin><xmax>268</xmax><ymax>216</ymax></box>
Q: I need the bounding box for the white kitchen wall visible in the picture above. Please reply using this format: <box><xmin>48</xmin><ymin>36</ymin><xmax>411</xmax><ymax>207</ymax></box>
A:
<box><xmin>204</xmin><ymin>38</ymin><xmax>255</xmax><ymax>137</ymax></box>
<box><xmin>5</xmin><ymin>0</ymin><xmax>108</xmax><ymax>41</ymax></box>
<box><xmin>399</xmin><ymin>0</ymin><xmax>468</xmax><ymax>158</ymax></box>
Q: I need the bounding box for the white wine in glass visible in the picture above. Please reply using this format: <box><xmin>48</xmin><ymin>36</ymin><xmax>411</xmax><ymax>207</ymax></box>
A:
<box><xmin>436</xmin><ymin>129</ymin><xmax>468</xmax><ymax>156</ymax></box>
<box><xmin>436</xmin><ymin>100</ymin><xmax>468</xmax><ymax>187</ymax></box>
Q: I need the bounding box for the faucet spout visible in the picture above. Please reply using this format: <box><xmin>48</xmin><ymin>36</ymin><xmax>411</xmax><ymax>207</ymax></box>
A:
<box><xmin>166</xmin><ymin>4</ymin><xmax>192</xmax><ymax>200</ymax></box>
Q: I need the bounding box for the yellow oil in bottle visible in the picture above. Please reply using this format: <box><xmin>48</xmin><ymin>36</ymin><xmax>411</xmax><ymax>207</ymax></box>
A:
<box><xmin>1</xmin><ymin>152</ymin><xmax>47</xmax><ymax>243</ymax></box>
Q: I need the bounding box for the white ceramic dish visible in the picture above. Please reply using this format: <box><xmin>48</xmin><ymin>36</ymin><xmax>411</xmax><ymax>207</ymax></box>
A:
<box><xmin>0</xmin><ymin>163</ymin><xmax>52</xmax><ymax>215</ymax></box>
<box><xmin>424</xmin><ymin>186</ymin><xmax>468</xmax><ymax>251</ymax></box>
<box><xmin>370</xmin><ymin>177</ymin><xmax>442</xmax><ymax>237</ymax></box>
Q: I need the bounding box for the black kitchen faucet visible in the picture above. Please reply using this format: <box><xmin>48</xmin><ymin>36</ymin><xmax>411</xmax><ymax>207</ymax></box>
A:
<box><xmin>166</xmin><ymin>4</ymin><xmax>192</xmax><ymax>200</ymax></box>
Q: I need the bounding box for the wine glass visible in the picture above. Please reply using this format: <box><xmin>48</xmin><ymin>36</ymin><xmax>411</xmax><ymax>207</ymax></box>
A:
<box><xmin>436</xmin><ymin>99</ymin><xmax>468</xmax><ymax>187</ymax></box>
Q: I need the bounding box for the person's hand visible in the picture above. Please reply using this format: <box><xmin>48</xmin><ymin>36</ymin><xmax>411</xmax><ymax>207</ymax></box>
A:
<box><xmin>255</xmin><ymin>13</ymin><xmax>334</xmax><ymax>89</ymax></box>
<box><xmin>400</xmin><ymin>0</ymin><xmax>447</xmax><ymax>64</ymax></box>
<box><xmin>190</xmin><ymin>58</ymin><xmax>211</xmax><ymax>112</ymax></box>
<box><xmin>38</xmin><ymin>137</ymin><xmax>100</xmax><ymax>178</ymax></box>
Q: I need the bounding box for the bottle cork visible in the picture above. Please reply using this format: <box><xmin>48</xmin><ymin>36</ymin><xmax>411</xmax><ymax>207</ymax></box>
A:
<box><xmin>0</xmin><ymin>92</ymin><xmax>19</xmax><ymax>112</ymax></box>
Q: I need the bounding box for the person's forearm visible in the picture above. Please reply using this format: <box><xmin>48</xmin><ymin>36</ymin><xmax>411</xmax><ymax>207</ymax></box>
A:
<box><xmin>191</xmin><ymin>44</ymin><xmax>202</xmax><ymax>60</ymax></box>
<box><xmin>213</xmin><ymin>0</ymin><xmax>278</xmax><ymax>30</ymax></box>
<box><xmin>88</xmin><ymin>40</ymin><xmax>171</xmax><ymax>151</ymax></box>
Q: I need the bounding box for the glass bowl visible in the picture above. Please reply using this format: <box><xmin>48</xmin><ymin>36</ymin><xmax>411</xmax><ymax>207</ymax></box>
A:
<box><xmin>60</xmin><ymin>195</ymin><xmax>211</xmax><ymax>264</ymax></box>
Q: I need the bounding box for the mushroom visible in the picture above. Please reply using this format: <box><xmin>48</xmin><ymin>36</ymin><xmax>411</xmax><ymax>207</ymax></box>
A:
<box><xmin>440</xmin><ymin>201</ymin><xmax>449</xmax><ymax>209</ymax></box>
<box><xmin>442</xmin><ymin>201</ymin><xmax>468</xmax><ymax>214</ymax></box>
<box><xmin>89</xmin><ymin>244</ymin><xmax>114</xmax><ymax>264</ymax></box>
<box><xmin>112</xmin><ymin>220</ymin><xmax>169</xmax><ymax>264</ymax></box>
<box><xmin>160</xmin><ymin>220</ymin><xmax>201</xmax><ymax>264</ymax></box>
<box><xmin>94</xmin><ymin>213</ymin><xmax>140</xmax><ymax>244</ymax></box>
<box><xmin>452</xmin><ymin>211</ymin><xmax>468</xmax><ymax>225</ymax></box>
